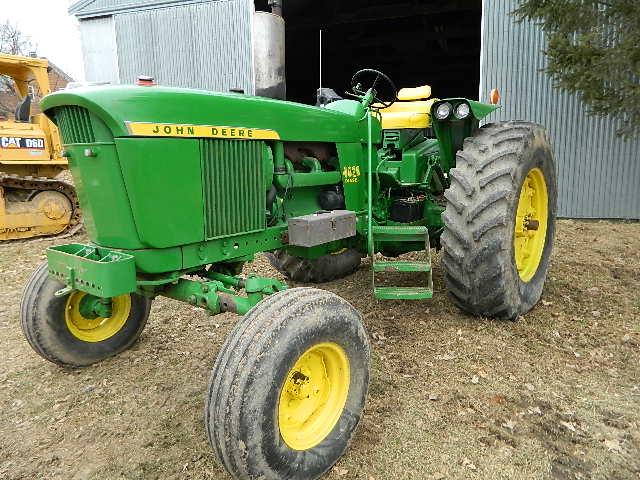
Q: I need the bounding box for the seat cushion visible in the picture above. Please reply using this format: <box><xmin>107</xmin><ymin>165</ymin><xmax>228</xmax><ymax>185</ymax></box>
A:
<box><xmin>375</xmin><ymin>98</ymin><xmax>438</xmax><ymax>129</ymax></box>
<box><xmin>397</xmin><ymin>85</ymin><xmax>432</xmax><ymax>101</ymax></box>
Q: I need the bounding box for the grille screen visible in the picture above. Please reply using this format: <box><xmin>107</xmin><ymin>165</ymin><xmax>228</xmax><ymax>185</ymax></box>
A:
<box><xmin>53</xmin><ymin>106</ymin><xmax>95</xmax><ymax>144</ymax></box>
<box><xmin>201</xmin><ymin>139</ymin><xmax>266</xmax><ymax>239</ymax></box>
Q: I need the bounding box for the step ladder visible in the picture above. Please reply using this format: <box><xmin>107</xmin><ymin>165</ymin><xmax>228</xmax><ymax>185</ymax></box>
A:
<box><xmin>370</xmin><ymin>225</ymin><xmax>433</xmax><ymax>300</ymax></box>
<box><xmin>364</xmin><ymin>105</ymin><xmax>432</xmax><ymax>301</ymax></box>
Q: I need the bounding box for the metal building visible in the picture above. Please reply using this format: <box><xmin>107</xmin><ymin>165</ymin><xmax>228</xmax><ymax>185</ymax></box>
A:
<box><xmin>69</xmin><ymin>0</ymin><xmax>639</xmax><ymax>219</ymax></box>
<box><xmin>70</xmin><ymin>0</ymin><xmax>259</xmax><ymax>94</ymax></box>
<box><xmin>481</xmin><ymin>0</ymin><xmax>639</xmax><ymax>219</ymax></box>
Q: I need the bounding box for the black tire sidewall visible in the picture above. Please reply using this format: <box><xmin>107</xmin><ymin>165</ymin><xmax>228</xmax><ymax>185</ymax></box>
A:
<box><xmin>236</xmin><ymin>294</ymin><xmax>369</xmax><ymax>479</ymax></box>
<box><xmin>24</xmin><ymin>262</ymin><xmax>150</xmax><ymax>366</ymax></box>
<box><xmin>507</xmin><ymin>130</ymin><xmax>558</xmax><ymax>312</ymax></box>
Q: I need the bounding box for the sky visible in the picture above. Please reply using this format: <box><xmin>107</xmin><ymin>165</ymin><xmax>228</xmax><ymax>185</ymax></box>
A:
<box><xmin>1</xmin><ymin>0</ymin><xmax>85</xmax><ymax>81</ymax></box>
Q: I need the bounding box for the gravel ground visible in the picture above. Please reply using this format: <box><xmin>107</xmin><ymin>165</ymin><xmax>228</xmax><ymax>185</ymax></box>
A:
<box><xmin>1</xmin><ymin>219</ymin><xmax>639</xmax><ymax>480</ymax></box>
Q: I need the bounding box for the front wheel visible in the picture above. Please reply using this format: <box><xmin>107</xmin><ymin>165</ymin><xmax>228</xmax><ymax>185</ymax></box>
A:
<box><xmin>206</xmin><ymin>287</ymin><xmax>370</xmax><ymax>480</ymax></box>
<box><xmin>441</xmin><ymin>121</ymin><xmax>557</xmax><ymax>319</ymax></box>
<box><xmin>20</xmin><ymin>262</ymin><xmax>152</xmax><ymax>366</ymax></box>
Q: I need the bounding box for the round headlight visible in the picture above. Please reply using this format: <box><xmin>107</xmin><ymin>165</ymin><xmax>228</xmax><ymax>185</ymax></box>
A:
<box><xmin>454</xmin><ymin>103</ymin><xmax>471</xmax><ymax>119</ymax></box>
<box><xmin>435</xmin><ymin>102</ymin><xmax>452</xmax><ymax>120</ymax></box>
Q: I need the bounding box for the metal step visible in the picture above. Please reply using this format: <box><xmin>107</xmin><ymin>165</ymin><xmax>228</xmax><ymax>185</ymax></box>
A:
<box><xmin>373</xmin><ymin>286</ymin><xmax>433</xmax><ymax>300</ymax></box>
<box><xmin>371</xmin><ymin>225</ymin><xmax>427</xmax><ymax>242</ymax></box>
<box><xmin>372</xmin><ymin>261</ymin><xmax>431</xmax><ymax>273</ymax></box>
<box><xmin>370</xmin><ymin>225</ymin><xmax>432</xmax><ymax>301</ymax></box>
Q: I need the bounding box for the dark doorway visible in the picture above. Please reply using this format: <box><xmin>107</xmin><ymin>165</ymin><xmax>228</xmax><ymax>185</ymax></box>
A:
<box><xmin>256</xmin><ymin>0</ymin><xmax>482</xmax><ymax>104</ymax></box>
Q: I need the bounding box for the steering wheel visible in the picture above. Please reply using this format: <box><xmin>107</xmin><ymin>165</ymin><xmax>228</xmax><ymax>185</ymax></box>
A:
<box><xmin>350</xmin><ymin>69</ymin><xmax>397</xmax><ymax>108</ymax></box>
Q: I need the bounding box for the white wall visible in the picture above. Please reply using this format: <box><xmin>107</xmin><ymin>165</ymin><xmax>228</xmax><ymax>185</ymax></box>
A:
<box><xmin>79</xmin><ymin>16</ymin><xmax>120</xmax><ymax>84</ymax></box>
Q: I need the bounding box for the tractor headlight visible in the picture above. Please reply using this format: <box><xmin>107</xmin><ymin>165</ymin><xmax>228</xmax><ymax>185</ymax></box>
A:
<box><xmin>454</xmin><ymin>103</ymin><xmax>471</xmax><ymax>119</ymax></box>
<box><xmin>435</xmin><ymin>102</ymin><xmax>452</xmax><ymax>120</ymax></box>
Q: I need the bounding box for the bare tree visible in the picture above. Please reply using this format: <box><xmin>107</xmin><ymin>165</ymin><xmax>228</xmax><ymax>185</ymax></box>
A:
<box><xmin>0</xmin><ymin>21</ymin><xmax>37</xmax><ymax>117</ymax></box>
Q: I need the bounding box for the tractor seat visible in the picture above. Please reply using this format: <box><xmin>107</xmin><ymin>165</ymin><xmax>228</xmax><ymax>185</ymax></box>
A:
<box><xmin>375</xmin><ymin>85</ymin><xmax>437</xmax><ymax>130</ymax></box>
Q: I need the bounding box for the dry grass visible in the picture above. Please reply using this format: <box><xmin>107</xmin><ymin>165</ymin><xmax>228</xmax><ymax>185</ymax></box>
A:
<box><xmin>1</xmin><ymin>219</ymin><xmax>639</xmax><ymax>480</ymax></box>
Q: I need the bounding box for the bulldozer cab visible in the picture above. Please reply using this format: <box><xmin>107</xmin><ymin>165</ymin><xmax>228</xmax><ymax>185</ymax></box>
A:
<box><xmin>0</xmin><ymin>53</ymin><xmax>51</xmax><ymax>98</ymax></box>
<box><xmin>0</xmin><ymin>53</ymin><xmax>62</xmax><ymax>162</ymax></box>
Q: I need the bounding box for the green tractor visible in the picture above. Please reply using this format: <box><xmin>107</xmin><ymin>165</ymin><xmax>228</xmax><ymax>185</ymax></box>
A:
<box><xmin>20</xmin><ymin>69</ymin><xmax>556</xmax><ymax>479</ymax></box>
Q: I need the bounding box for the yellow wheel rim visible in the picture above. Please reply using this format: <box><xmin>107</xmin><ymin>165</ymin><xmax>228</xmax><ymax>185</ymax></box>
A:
<box><xmin>65</xmin><ymin>292</ymin><xmax>131</xmax><ymax>343</ymax></box>
<box><xmin>514</xmin><ymin>168</ymin><xmax>549</xmax><ymax>282</ymax></box>
<box><xmin>278</xmin><ymin>342</ymin><xmax>350</xmax><ymax>450</ymax></box>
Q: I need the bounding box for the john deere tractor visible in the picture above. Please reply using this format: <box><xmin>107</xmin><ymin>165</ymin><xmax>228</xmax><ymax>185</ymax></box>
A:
<box><xmin>20</xmin><ymin>69</ymin><xmax>556</xmax><ymax>480</ymax></box>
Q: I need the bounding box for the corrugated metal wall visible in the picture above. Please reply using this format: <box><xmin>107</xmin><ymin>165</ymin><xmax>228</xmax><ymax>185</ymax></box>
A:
<box><xmin>112</xmin><ymin>0</ymin><xmax>254</xmax><ymax>94</ymax></box>
<box><xmin>480</xmin><ymin>0</ymin><xmax>640</xmax><ymax>219</ymax></box>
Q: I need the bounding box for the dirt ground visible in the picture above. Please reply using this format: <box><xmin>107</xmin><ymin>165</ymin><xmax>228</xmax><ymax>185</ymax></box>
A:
<box><xmin>1</xmin><ymin>219</ymin><xmax>639</xmax><ymax>480</ymax></box>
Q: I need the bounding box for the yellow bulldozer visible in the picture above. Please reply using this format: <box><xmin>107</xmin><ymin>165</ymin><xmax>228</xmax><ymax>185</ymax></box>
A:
<box><xmin>0</xmin><ymin>53</ymin><xmax>81</xmax><ymax>240</ymax></box>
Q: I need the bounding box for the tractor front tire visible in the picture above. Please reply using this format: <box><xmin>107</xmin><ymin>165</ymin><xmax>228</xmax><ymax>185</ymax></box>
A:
<box><xmin>20</xmin><ymin>262</ymin><xmax>152</xmax><ymax>367</ymax></box>
<box><xmin>267</xmin><ymin>248</ymin><xmax>362</xmax><ymax>283</ymax></box>
<box><xmin>441</xmin><ymin>121</ymin><xmax>557</xmax><ymax>319</ymax></box>
<box><xmin>206</xmin><ymin>287</ymin><xmax>370</xmax><ymax>480</ymax></box>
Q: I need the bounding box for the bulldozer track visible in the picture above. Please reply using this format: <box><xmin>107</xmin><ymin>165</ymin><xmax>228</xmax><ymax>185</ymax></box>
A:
<box><xmin>0</xmin><ymin>174</ymin><xmax>83</xmax><ymax>243</ymax></box>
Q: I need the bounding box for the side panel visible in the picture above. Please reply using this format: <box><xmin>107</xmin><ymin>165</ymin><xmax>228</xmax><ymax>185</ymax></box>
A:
<box><xmin>66</xmin><ymin>143</ymin><xmax>142</xmax><ymax>249</ymax></box>
<box><xmin>116</xmin><ymin>138</ymin><xmax>205</xmax><ymax>248</ymax></box>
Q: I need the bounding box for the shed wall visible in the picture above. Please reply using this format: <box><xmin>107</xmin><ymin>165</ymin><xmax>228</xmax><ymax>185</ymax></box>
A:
<box><xmin>480</xmin><ymin>0</ymin><xmax>640</xmax><ymax>219</ymax></box>
<box><xmin>79</xmin><ymin>0</ymin><xmax>255</xmax><ymax>94</ymax></box>
<box><xmin>114</xmin><ymin>0</ymin><xmax>254</xmax><ymax>94</ymax></box>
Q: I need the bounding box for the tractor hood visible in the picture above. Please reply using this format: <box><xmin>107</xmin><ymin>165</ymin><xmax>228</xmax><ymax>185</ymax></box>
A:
<box><xmin>41</xmin><ymin>85</ymin><xmax>369</xmax><ymax>143</ymax></box>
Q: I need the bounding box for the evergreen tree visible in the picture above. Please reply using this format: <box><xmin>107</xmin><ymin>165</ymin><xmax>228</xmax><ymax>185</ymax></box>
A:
<box><xmin>515</xmin><ymin>0</ymin><xmax>640</xmax><ymax>138</ymax></box>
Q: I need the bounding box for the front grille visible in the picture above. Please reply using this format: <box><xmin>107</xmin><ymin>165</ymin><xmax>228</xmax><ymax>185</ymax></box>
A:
<box><xmin>201</xmin><ymin>139</ymin><xmax>266</xmax><ymax>239</ymax></box>
<box><xmin>53</xmin><ymin>106</ymin><xmax>95</xmax><ymax>144</ymax></box>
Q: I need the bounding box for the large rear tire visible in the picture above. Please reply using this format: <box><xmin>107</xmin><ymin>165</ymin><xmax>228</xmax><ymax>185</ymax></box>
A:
<box><xmin>267</xmin><ymin>248</ymin><xmax>362</xmax><ymax>283</ymax></box>
<box><xmin>206</xmin><ymin>287</ymin><xmax>370</xmax><ymax>480</ymax></box>
<box><xmin>441</xmin><ymin>121</ymin><xmax>557</xmax><ymax>319</ymax></box>
<box><xmin>20</xmin><ymin>262</ymin><xmax>152</xmax><ymax>366</ymax></box>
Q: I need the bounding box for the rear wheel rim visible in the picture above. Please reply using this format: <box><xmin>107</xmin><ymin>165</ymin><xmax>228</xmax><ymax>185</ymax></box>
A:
<box><xmin>514</xmin><ymin>167</ymin><xmax>549</xmax><ymax>282</ymax></box>
<box><xmin>65</xmin><ymin>292</ymin><xmax>131</xmax><ymax>342</ymax></box>
<box><xmin>278</xmin><ymin>342</ymin><xmax>350</xmax><ymax>450</ymax></box>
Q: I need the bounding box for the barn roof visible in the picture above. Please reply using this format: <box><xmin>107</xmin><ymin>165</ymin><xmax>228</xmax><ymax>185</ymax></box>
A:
<box><xmin>69</xmin><ymin>0</ymin><xmax>221</xmax><ymax>19</ymax></box>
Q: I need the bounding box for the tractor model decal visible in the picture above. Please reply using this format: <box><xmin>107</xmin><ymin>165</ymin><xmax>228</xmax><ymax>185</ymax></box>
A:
<box><xmin>0</xmin><ymin>136</ymin><xmax>46</xmax><ymax>149</ymax></box>
<box><xmin>125</xmin><ymin>121</ymin><xmax>281</xmax><ymax>140</ymax></box>
<box><xmin>341</xmin><ymin>165</ymin><xmax>361</xmax><ymax>183</ymax></box>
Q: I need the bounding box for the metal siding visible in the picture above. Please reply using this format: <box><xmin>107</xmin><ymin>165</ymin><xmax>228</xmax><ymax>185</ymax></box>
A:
<box><xmin>114</xmin><ymin>0</ymin><xmax>254</xmax><ymax>94</ymax></box>
<box><xmin>79</xmin><ymin>16</ymin><xmax>119</xmax><ymax>83</ymax></box>
<box><xmin>480</xmin><ymin>0</ymin><xmax>640</xmax><ymax>219</ymax></box>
